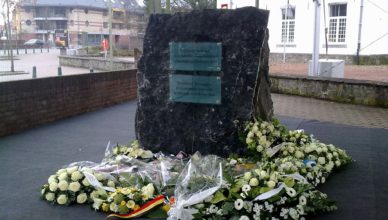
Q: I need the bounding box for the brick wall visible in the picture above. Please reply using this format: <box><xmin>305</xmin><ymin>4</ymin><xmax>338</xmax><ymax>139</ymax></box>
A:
<box><xmin>270</xmin><ymin>53</ymin><xmax>388</xmax><ymax>65</ymax></box>
<box><xmin>0</xmin><ymin>70</ymin><xmax>137</xmax><ymax>137</ymax></box>
<box><xmin>270</xmin><ymin>74</ymin><xmax>388</xmax><ymax>108</ymax></box>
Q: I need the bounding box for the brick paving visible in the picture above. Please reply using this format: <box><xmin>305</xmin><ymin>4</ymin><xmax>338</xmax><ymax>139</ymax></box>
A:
<box><xmin>272</xmin><ymin>93</ymin><xmax>388</xmax><ymax>129</ymax></box>
<box><xmin>269</xmin><ymin>62</ymin><xmax>388</xmax><ymax>82</ymax></box>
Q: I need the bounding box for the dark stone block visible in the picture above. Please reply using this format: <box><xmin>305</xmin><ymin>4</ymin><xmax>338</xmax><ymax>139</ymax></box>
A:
<box><xmin>136</xmin><ymin>7</ymin><xmax>273</xmax><ymax>156</ymax></box>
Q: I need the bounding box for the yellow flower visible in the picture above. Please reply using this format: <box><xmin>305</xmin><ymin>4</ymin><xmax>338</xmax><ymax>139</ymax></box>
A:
<box><xmin>162</xmin><ymin>204</ymin><xmax>170</xmax><ymax>212</ymax></box>
<box><xmin>126</xmin><ymin>200</ymin><xmax>135</xmax><ymax>209</ymax></box>
<box><xmin>102</xmin><ymin>203</ymin><xmax>110</xmax><ymax>212</ymax></box>
<box><xmin>133</xmin><ymin>204</ymin><xmax>140</xmax><ymax>211</ymax></box>
<box><xmin>120</xmin><ymin>201</ymin><xmax>126</xmax><ymax>206</ymax></box>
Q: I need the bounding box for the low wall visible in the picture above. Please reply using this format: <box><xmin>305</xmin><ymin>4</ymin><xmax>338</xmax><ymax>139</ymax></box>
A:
<box><xmin>270</xmin><ymin>74</ymin><xmax>388</xmax><ymax>107</ymax></box>
<box><xmin>59</xmin><ymin>55</ymin><xmax>135</xmax><ymax>71</ymax></box>
<box><xmin>0</xmin><ymin>70</ymin><xmax>138</xmax><ymax>137</ymax></box>
<box><xmin>270</xmin><ymin>53</ymin><xmax>388</xmax><ymax>65</ymax></box>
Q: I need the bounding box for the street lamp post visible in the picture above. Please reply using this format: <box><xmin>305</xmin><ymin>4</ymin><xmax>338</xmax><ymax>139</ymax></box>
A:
<box><xmin>108</xmin><ymin>0</ymin><xmax>113</xmax><ymax>69</ymax></box>
<box><xmin>5</xmin><ymin>0</ymin><xmax>14</xmax><ymax>72</ymax></box>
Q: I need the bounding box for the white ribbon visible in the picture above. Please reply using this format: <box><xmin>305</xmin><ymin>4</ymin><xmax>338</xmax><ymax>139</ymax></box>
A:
<box><xmin>83</xmin><ymin>171</ymin><xmax>115</xmax><ymax>192</ymax></box>
<box><xmin>281</xmin><ymin>173</ymin><xmax>309</xmax><ymax>184</ymax></box>
<box><xmin>254</xmin><ymin>183</ymin><xmax>285</xmax><ymax>201</ymax></box>
<box><xmin>253</xmin><ymin>173</ymin><xmax>309</xmax><ymax>201</ymax></box>
<box><xmin>266</xmin><ymin>142</ymin><xmax>287</xmax><ymax>158</ymax></box>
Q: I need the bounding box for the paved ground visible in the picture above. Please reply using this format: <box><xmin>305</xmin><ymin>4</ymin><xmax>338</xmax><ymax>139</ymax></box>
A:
<box><xmin>270</xmin><ymin>62</ymin><xmax>388</xmax><ymax>82</ymax></box>
<box><xmin>0</xmin><ymin>97</ymin><xmax>387</xmax><ymax>220</ymax></box>
<box><xmin>0</xmin><ymin>48</ymin><xmax>97</xmax><ymax>82</ymax></box>
<box><xmin>273</xmin><ymin>93</ymin><xmax>388</xmax><ymax>129</ymax></box>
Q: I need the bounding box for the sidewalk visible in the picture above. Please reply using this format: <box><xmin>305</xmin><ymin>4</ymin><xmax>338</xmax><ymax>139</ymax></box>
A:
<box><xmin>270</xmin><ymin>62</ymin><xmax>388</xmax><ymax>82</ymax></box>
<box><xmin>0</xmin><ymin>95</ymin><xmax>387</xmax><ymax>220</ymax></box>
<box><xmin>273</xmin><ymin>93</ymin><xmax>388</xmax><ymax>129</ymax></box>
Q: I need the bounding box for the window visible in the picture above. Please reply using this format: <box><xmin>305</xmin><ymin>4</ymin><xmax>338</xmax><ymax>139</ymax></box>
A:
<box><xmin>329</xmin><ymin>4</ymin><xmax>347</xmax><ymax>43</ymax></box>
<box><xmin>103</xmin><ymin>10</ymin><xmax>108</xmax><ymax>16</ymax></box>
<box><xmin>56</xmin><ymin>21</ymin><xmax>67</xmax><ymax>30</ymax></box>
<box><xmin>103</xmin><ymin>22</ymin><xmax>108</xmax><ymax>28</ymax></box>
<box><xmin>281</xmin><ymin>6</ymin><xmax>295</xmax><ymax>43</ymax></box>
<box><xmin>54</xmin><ymin>8</ymin><xmax>65</xmax><ymax>17</ymax></box>
<box><xmin>85</xmin><ymin>21</ymin><xmax>89</xmax><ymax>27</ymax></box>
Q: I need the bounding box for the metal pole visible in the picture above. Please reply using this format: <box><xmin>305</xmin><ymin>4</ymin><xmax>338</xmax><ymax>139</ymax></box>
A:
<box><xmin>108</xmin><ymin>0</ymin><xmax>113</xmax><ymax>69</ymax></box>
<box><xmin>356</xmin><ymin>0</ymin><xmax>364</xmax><ymax>65</ymax></box>
<box><xmin>58</xmin><ymin>66</ymin><xmax>62</xmax><ymax>76</ymax></box>
<box><xmin>6</xmin><ymin>0</ymin><xmax>14</xmax><ymax>72</ymax></box>
<box><xmin>32</xmin><ymin>66</ymin><xmax>37</xmax><ymax>78</ymax></box>
<box><xmin>255</xmin><ymin>0</ymin><xmax>260</xmax><ymax>8</ymax></box>
<box><xmin>283</xmin><ymin>0</ymin><xmax>289</xmax><ymax>63</ymax></box>
<box><xmin>312</xmin><ymin>0</ymin><xmax>321</xmax><ymax>76</ymax></box>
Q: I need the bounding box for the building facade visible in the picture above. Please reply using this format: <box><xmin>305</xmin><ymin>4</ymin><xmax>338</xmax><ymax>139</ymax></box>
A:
<box><xmin>13</xmin><ymin>0</ymin><xmax>145</xmax><ymax>49</ymax></box>
<box><xmin>217</xmin><ymin>0</ymin><xmax>388</xmax><ymax>57</ymax></box>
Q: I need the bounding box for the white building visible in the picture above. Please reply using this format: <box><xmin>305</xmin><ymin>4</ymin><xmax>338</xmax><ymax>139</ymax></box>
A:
<box><xmin>218</xmin><ymin>0</ymin><xmax>388</xmax><ymax>62</ymax></box>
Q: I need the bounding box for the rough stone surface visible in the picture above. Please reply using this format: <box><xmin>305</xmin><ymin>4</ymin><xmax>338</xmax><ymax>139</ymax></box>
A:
<box><xmin>136</xmin><ymin>7</ymin><xmax>273</xmax><ymax>156</ymax></box>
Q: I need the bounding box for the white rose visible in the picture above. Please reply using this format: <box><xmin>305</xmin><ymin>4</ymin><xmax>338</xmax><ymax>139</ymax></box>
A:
<box><xmin>327</xmin><ymin>153</ymin><xmax>333</xmax><ymax>160</ymax></box>
<box><xmin>259</xmin><ymin>136</ymin><xmax>267</xmax><ymax>146</ymax></box>
<box><xmin>255</xmin><ymin>131</ymin><xmax>262</xmax><ymax>137</ymax></box>
<box><xmin>71</xmin><ymin>171</ymin><xmax>84</xmax><ymax>181</ymax></box>
<box><xmin>249</xmin><ymin>178</ymin><xmax>259</xmax><ymax>187</ymax></box>
<box><xmin>58</xmin><ymin>172</ymin><xmax>68</xmax><ymax>181</ymax></box>
<box><xmin>110</xmin><ymin>203</ymin><xmax>118</xmax><ymax>212</ymax></box>
<box><xmin>333</xmin><ymin>152</ymin><xmax>339</xmax><ymax>158</ymax></box>
<box><xmin>318</xmin><ymin>157</ymin><xmax>326</xmax><ymax>165</ymax></box>
<box><xmin>58</xmin><ymin>180</ymin><xmax>68</xmax><ymax>191</ymax></box>
<box><xmin>49</xmin><ymin>182</ymin><xmax>58</xmax><ymax>191</ymax></box>
<box><xmin>335</xmin><ymin>160</ymin><xmax>341</xmax><ymax>167</ymax></box>
<box><xmin>243</xmin><ymin>172</ymin><xmax>252</xmax><ymax>181</ymax></box>
<box><xmin>322</xmin><ymin>146</ymin><xmax>328</xmax><ymax>152</ymax></box>
<box><xmin>246</xmin><ymin>137</ymin><xmax>253</xmax><ymax>144</ymax></box>
<box><xmin>57</xmin><ymin>194</ymin><xmax>68</xmax><ymax>205</ymax></box>
<box><xmin>56</xmin><ymin>169</ymin><xmax>66</xmax><ymax>175</ymax></box>
<box><xmin>76</xmin><ymin>193</ymin><xmax>88</xmax><ymax>204</ymax></box>
<box><xmin>48</xmin><ymin>175</ymin><xmax>58</xmax><ymax>184</ymax></box>
<box><xmin>90</xmin><ymin>191</ymin><xmax>99</xmax><ymax>200</ymax></box>
<box><xmin>304</xmin><ymin>146</ymin><xmax>313</xmax><ymax>153</ymax></box>
<box><xmin>82</xmin><ymin>178</ymin><xmax>90</xmax><ymax>186</ymax></box>
<box><xmin>295</xmin><ymin>151</ymin><xmax>304</xmax><ymax>159</ymax></box>
<box><xmin>260</xmin><ymin>170</ymin><xmax>268</xmax><ymax>179</ymax></box>
<box><xmin>141</xmin><ymin>150</ymin><xmax>153</xmax><ymax>159</ymax></box>
<box><xmin>229</xmin><ymin>159</ymin><xmax>237</xmax><ymax>166</ymax></box>
<box><xmin>66</xmin><ymin>166</ymin><xmax>78</xmax><ymax>175</ymax></box>
<box><xmin>316</xmin><ymin>147</ymin><xmax>323</xmax><ymax>154</ymax></box>
<box><xmin>247</xmin><ymin>131</ymin><xmax>254</xmax><ymax>138</ymax></box>
<box><xmin>267</xmin><ymin>180</ymin><xmax>276</xmax><ymax>188</ymax></box>
<box><xmin>141</xmin><ymin>183</ymin><xmax>155</xmax><ymax>200</ymax></box>
<box><xmin>107</xmin><ymin>180</ymin><xmax>115</xmax><ymax>188</ymax></box>
<box><xmin>288</xmin><ymin>146</ymin><xmax>295</xmax><ymax>154</ymax></box>
<box><xmin>252</xmin><ymin>125</ymin><xmax>259</xmax><ymax>133</ymax></box>
<box><xmin>256</xmin><ymin>145</ymin><xmax>264</xmax><ymax>152</ymax></box>
<box><xmin>68</xmin><ymin>181</ymin><xmax>81</xmax><ymax>192</ymax></box>
<box><xmin>45</xmin><ymin>192</ymin><xmax>55</xmax><ymax>201</ymax></box>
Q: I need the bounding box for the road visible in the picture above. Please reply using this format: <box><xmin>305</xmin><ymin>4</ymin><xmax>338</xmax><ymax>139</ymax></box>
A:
<box><xmin>0</xmin><ymin>48</ymin><xmax>94</xmax><ymax>82</ymax></box>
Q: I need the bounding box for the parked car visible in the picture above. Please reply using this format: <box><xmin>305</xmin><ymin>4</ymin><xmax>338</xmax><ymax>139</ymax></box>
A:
<box><xmin>24</xmin><ymin>39</ymin><xmax>44</xmax><ymax>47</ymax></box>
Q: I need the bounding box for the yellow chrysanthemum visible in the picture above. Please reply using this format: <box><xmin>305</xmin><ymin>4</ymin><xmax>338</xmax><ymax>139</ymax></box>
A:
<box><xmin>102</xmin><ymin>203</ymin><xmax>110</xmax><ymax>212</ymax></box>
<box><xmin>162</xmin><ymin>204</ymin><xmax>170</xmax><ymax>212</ymax></box>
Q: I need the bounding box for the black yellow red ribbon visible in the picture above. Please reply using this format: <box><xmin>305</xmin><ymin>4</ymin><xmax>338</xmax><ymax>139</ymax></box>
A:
<box><xmin>105</xmin><ymin>195</ymin><xmax>165</xmax><ymax>220</ymax></box>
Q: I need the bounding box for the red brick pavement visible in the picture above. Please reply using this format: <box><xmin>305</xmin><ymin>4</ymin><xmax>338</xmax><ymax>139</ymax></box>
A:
<box><xmin>269</xmin><ymin>63</ymin><xmax>388</xmax><ymax>83</ymax></box>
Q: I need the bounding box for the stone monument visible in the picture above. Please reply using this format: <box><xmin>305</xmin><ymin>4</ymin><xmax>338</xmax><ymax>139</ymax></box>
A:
<box><xmin>136</xmin><ymin>7</ymin><xmax>273</xmax><ymax>156</ymax></box>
